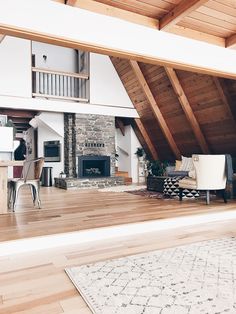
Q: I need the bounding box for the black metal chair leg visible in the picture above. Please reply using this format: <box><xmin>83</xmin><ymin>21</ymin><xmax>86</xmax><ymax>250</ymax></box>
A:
<box><xmin>179</xmin><ymin>188</ymin><xmax>183</xmax><ymax>201</ymax></box>
<box><xmin>222</xmin><ymin>189</ymin><xmax>227</xmax><ymax>203</ymax></box>
<box><xmin>206</xmin><ymin>190</ymin><xmax>210</xmax><ymax>205</ymax></box>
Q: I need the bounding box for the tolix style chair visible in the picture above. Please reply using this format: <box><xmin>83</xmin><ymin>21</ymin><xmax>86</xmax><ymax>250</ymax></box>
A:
<box><xmin>8</xmin><ymin>157</ymin><xmax>45</xmax><ymax>211</ymax></box>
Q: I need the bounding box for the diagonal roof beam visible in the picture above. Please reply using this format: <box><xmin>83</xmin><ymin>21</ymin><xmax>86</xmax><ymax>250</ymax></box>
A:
<box><xmin>212</xmin><ymin>77</ymin><xmax>236</xmax><ymax>123</ymax></box>
<box><xmin>130</xmin><ymin>60</ymin><xmax>181</xmax><ymax>159</ymax></box>
<box><xmin>226</xmin><ymin>34</ymin><xmax>236</xmax><ymax>49</ymax></box>
<box><xmin>134</xmin><ymin>118</ymin><xmax>159</xmax><ymax>160</ymax></box>
<box><xmin>165</xmin><ymin>67</ymin><xmax>210</xmax><ymax>154</ymax></box>
<box><xmin>160</xmin><ymin>0</ymin><xmax>209</xmax><ymax>30</ymax></box>
<box><xmin>115</xmin><ymin>117</ymin><xmax>125</xmax><ymax>136</ymax></box>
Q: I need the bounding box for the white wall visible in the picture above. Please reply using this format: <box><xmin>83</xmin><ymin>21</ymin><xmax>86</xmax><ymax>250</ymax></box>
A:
<box><xmin>37</xmin><ymin>112</ymin><xmax>64</xmax><ymax>179</ymax></box>
<box><xmin>32</xmin><ymin>42</ymin><xmax>77</xmax><ymax>72</ymax></box>
<box><xmin>116</xmin><ymin>125</ymin><xmax>142</xmax><ymax>183</ymax></box>
<box><xmin>37</xmin><ymin>112</ymin><xmax>64</xmax><ymax>137</ymax></box>
<box><xmin>0</xmin><ymin>95</ymin><xmax>138</xmax><ymax>118</ymax></box>
<box><xmin>130</xmin><ymin>126</ymin><xmax>144</xmax><ymax>183</ymax></box>
<box><xmin>2</xmin><ymin>0</ymin><xmax>236</xmax><ymax>78</ymax></box>
<box><xmin>0</xmin><ymin>38</ymin><xmax>138</xmax><ymax>117</ymax></box>
<box><xmin>116</xmin><ymin>128</ymin><xmax>130</xmax><ymax>174</ymax></box>
<box><xmin>90</xmin><ymin>53</ymin><xmax>134</xmax><ymax>109</ymax></box>
<box><xmin>0</xmin><ymin>36</ymin><xmax>31</xmax><ymax>97</ymax></box>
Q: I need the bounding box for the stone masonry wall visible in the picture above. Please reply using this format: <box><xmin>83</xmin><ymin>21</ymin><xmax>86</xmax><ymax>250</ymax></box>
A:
<box><xmin>64</xmin><ymin>113</ymin><xmax>116</xmax><ymax>178</ymax></box>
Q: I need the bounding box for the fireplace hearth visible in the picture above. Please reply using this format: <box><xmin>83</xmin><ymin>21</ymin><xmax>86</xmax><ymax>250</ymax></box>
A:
<box><xmin>78</xmin><ymin>156</ymin><xmax>110</xmax><ymax>178</ymax></box>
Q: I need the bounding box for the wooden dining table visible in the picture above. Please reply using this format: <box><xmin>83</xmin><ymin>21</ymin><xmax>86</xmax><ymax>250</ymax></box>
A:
<box><xmin>0</xmin><ymin>160</ymin><xmax>24</xmax><ymax>214</ymax></box>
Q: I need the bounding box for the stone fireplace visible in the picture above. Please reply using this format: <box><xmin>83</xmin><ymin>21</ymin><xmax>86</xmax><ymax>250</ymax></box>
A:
<box><xmin>56</xmin><ymin>113</ymin><xmax>124</xmax><ymax>189</ymax></box>
<box><xmin>78</xmin><ymin>155</ymin><xmax>110</xmax><ymax>178</ymax></box>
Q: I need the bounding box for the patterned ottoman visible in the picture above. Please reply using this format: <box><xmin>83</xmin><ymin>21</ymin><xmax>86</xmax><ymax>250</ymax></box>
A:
<box><xmin>163</xmin><ymin>176</ymin><xmax>200</xmax><ymax>198</ymax></box>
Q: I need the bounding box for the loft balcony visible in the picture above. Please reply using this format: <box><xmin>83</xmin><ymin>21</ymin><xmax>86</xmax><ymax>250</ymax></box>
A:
<box><xmin>32</xmin><ymin>67</ymin><xmax>89</xmax><ymax>103</ymax></box>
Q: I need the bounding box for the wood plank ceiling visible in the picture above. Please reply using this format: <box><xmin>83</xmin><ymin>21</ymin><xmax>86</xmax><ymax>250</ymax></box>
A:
<box><xmin>72</xmin><ymin>0</ymin><xmax>236</xmax><ymax>48</ymax></box>
<box><xmin>64</xmin><ymin>0</ymin><xmax>236</xmax><ymax>160</ymax></box>
<box><xmin>111</xmin><ymin>57</ymin><xmax>236</xmax><ymax>160</ymax></box>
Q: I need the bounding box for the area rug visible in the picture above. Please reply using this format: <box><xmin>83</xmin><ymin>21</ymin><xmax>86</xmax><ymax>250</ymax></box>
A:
<box><xmin>65</xmin><ymin>237</ymin><xmax>236</xmax><ymax>313</ymax></box>
<box><xmin>98</xmin><ymin>185</ymin><xmax>146</xmax><ymax>193</ymax></box>
<box><xmin>126</xmin><ymin>188</ymin><xmax>165</xmax><ymax>199</ymax></box>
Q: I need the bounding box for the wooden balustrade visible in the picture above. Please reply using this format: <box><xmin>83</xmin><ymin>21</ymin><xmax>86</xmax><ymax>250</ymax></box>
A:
<box><xmin>32</xmin><ymin>67</ymin><xmax>89</xmax><ymax>102</ymax></box>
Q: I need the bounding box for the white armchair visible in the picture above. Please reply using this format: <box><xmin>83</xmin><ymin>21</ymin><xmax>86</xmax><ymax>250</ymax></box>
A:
<box><xmin>179</xmin><ymin>155</ymin><xmax>227</xmax><ymax>205</ymax></box>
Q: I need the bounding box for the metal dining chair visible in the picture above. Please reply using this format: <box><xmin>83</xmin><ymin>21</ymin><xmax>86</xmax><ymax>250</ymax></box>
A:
<box><xmin>8</xmin><ymin>157</ymin><xmax>45</xmax><ymax>211</ymax></box>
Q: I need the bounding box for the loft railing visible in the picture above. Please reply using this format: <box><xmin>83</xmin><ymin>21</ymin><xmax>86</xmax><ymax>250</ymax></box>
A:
<box><xmin>32</xmin><ymin>67</ymin><xmax>89</xmax><ymax>102</ymax></box>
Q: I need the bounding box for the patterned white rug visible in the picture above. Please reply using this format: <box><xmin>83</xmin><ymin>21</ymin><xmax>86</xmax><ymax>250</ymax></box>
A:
<box><xmin>65</xmin><ymin>237</ymin><xmax>236</xmax><ymax>314</ymax></box>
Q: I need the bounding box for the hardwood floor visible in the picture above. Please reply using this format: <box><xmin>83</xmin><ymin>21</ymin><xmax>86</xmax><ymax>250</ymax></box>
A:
<box><xmin>1</xmin><ymin>219</ymin><xmax>236</xmax><ymax>313</ymax></box>
<box><xmin>1</xmin><ymin>187</ymin><xmax>236</xmax><ymax>313</ymax></box>
<box><xmin>1</xmin><ymin>186</ymin><xmax>236</xmax><ymax>242</ymax></box>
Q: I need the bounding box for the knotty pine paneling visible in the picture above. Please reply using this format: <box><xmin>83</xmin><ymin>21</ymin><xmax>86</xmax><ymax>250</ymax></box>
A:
<box><xmin>176</xmin><ymin>70</ymin><xmax>236</xmax><ymax>156</ymax></box>
<box><xmin>139</xmin><ymin>62</ymin><xmax>200</xmax><ymax>154</ymax></box>
<box><xmin>178</xmin><ymin>0</ymin><xmax>236</xmax><ymax>38</ymax></box>
<box><xmin>93</xmin><ymin>0</ymin><xmax>181</xmax><ymax>19</ymax></box>
<box><xmin>221</xmin><ymin>78</ymin><xmax>236</xmax><ymax>121</ymax></box>
<box><xmin>112</xmin><ymin>56</ymin><xmax>236</xmax><ymax>159</ymax></box>
<box><xmin>111</xmin><ymin>57</ymin><xmax>175</xmax><ymax>160</ymax></box>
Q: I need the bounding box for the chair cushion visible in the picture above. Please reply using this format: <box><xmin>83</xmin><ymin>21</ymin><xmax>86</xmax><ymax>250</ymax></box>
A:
<box><xmin>188</xmin><ymin>169</ymin><xmax>196</xmax><ymax>179</ymax></box>
<box><xmin>175</xmin><ymin>160</ymin><xmax>182</xmax><ymax>171</ymax></box>
<box><xmin>179</xmin><ymin>156</ymin><xmax>194</xmax><ymax>171</ymax></box>
<box><xmin>179</xmin><ymin>177</ymin><xmax>197</xmax><ymax>189</ymax></box>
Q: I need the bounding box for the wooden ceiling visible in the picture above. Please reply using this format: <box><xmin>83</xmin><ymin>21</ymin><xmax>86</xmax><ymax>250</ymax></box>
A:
<box><xmin>112</xmin><ymin>57</ymin><xmax>236</xmax><ymax>160</ymax></box>
<box><xmin>0</xmin><ymin>109</ymin><xmax>37</xmax><ymax>134</ymax></box>
<box><xmin>69</xmin><ymin>0</ymin><xmax>236</xmax><ymax>48</ymax></box>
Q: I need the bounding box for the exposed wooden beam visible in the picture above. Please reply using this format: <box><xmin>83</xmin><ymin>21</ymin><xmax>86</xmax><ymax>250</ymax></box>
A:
<box><xmin>1</xmin><ymin>0</ymin><xmax>236</xmax><ymax>79</ymax></box>
<box><xmin>160</xmin><ymin>0</ymin><xmax>209</xmax><ymax>30</ymax></box>
<box><xmin>52</xmin><ymin>0</ymin><xmax>66</xmax><ymax>3</ymax></box>
<box><xmin>226</xmin><ymin>34</ymin><xmax>236</xmax><ymax>48</ymax></box>
<box><xmin>115</xmin><ymin>117</ymin><xmax>125</xmax><ymax>136</ymax></box>
<box><xmin>66</xmin><ymin>0</ymin><xmax>77</xmax><ymax>5</ymax></box>
<box><xmin>130</xmin><ymin>60</ymin><xmax>181</xmax><ymax>159</ymax></box>
<box><xmin>165</xmin><ymin>67</ymin><xmax>210</xmax><ymax>154</ymax></box>
<box><xmin>70</xmin><ymin>0</ymin><xmax>158</xmax><ymax>29</ymax></box>
<box><xmin>166</xmin><ymin>25</ymin><xmax>225</xmax><ymax>47</ymax></box>
<box><xmin>0</xmin><ymin>109</ymin><xmax>36</xmax><ymax>118</ymax></box>
<box><xmin>11</xmin><ymin>117</ymin><xmax>31</xmax><ymax>124</ymax></box>
<box><xmin>70</xmin><ymin>0</ymin><xmax>223</xmax><ymax>46</ymax></box>
<box><xmin>212</xmin><ymin>77</ymin><xmax>236</xmax><ymax>122</ymax></box>
<box><xmin>134</xmin><ymin>118</ymin><xmax>158</xmax><ymax>160</ymax></box>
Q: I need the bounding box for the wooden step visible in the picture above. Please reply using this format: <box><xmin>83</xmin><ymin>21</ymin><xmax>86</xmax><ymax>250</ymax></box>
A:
<box><xmin>115</xmin><ymin>169</ymin><xmax>132</xmax><ymax>185</ymax></box>
<box><xmin>115</xmin><ymin>171</ymin><xmax>129</xmax><ymax>178</ymax></box>
<box><xmin>124</xmin><ymin>177</ymin><xmax>132</xmax><ymax>185</ymax></box>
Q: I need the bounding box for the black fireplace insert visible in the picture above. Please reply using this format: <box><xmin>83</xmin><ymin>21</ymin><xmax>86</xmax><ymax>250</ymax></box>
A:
<box><xmin>78</xmin><ymin>156</ymin><xmax>110</xmax><ymax>178</ymax></box>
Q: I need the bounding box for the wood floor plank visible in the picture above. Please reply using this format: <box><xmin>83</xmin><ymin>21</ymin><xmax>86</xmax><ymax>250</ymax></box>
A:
<box><xmin>1</xmin><ymin>186</ymin><xmax>236</xmax><ymax>313</ymax></box>
<box><xmin>1</xmin><ymin>219</ymin><xmax>236</xmax><ymax>313</ymax></box>
<box><xmin>0</xmin><ymin>186</ymin><xmax>235</xmax><ymax>242</ymax></box>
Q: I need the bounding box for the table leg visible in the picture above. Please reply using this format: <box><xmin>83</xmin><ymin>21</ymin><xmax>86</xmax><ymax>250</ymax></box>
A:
<box><xmin>0</xmin><ymin>166</ymin><xmax>8</xmax><ymax>214</ymax></box>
